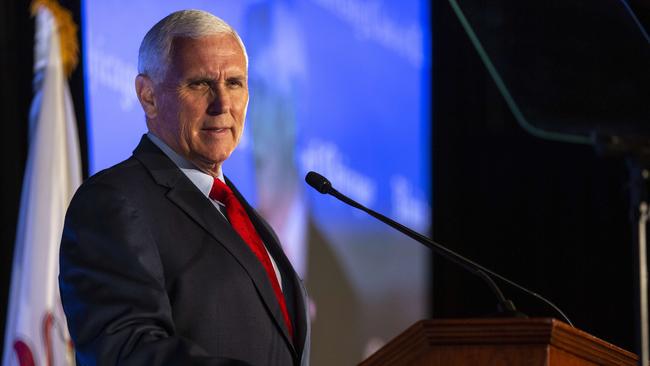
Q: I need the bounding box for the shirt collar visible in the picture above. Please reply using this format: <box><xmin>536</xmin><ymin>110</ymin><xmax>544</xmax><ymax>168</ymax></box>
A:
<box><xmin>147</xmin><ymin>132</ymin><xmax>224</xmax><ymax>198</ymax></box>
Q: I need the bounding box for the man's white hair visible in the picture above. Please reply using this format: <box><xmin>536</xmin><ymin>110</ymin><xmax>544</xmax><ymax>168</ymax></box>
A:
<box><xmin>138</xmin><ymin>9</ymin><xmax>248</xmax><ymax>82</ymax></box>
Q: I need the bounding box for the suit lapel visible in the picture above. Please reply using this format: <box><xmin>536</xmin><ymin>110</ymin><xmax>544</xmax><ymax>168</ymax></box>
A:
<box><xmin>132</xmin><ymin>136</ymin><xmax>297</xmax><ymax>356</ymax></box>
<box><xmin>228</xmin><ymin>178</ymin><xmax>309</xmax><ymax>355</ymax></box>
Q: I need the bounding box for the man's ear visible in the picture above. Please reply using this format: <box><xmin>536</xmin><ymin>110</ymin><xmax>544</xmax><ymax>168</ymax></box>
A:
<box><xmin>135</xmin><ymin>74</ymin><xmax>157</xmax><ymax>119</ymax></box>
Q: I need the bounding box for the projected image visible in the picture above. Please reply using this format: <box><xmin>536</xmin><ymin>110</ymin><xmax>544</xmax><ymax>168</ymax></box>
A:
<box><xmin>84</xmin><ymin>0</ymin><xmax>430</xmax><ymax>364</ymax></box>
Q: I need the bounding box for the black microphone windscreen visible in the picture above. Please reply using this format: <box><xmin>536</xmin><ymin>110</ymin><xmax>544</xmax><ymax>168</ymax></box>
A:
<box><xmin>305</xmin><ymin>171</ymin><xmax>332</xmax><ymax>194</ymax></box>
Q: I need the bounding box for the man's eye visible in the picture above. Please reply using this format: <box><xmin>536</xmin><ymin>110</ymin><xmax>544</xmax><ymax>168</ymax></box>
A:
<box><xmin>227</xmin><ymin>79</ymin><xmax>243</xmax><ymax>88</ymax></box>
<box><xmin>189</xmin><ymin>80</ymin><xmax>210</xmax><ymax>88</ymax></box>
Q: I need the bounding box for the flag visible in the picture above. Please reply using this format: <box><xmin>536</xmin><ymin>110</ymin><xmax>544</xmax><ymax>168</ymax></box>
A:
<box><xmin>2</xmin><ymin>1</ymin><xmax>82</xmax><ymax>365</ymax></box>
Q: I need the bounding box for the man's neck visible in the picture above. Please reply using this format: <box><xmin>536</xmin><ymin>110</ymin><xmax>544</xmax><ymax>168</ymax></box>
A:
<box><xmin>146</xmin><ymin>132</ymin><xmax>225</xmax><ymax>182</ymax></box>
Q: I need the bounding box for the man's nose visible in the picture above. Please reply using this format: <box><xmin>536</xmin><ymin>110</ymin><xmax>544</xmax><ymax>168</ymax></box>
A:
<box><xmin>207</xmin><ymin>85</ymin><xmax>230</xmax><ymax>115</ymax></box>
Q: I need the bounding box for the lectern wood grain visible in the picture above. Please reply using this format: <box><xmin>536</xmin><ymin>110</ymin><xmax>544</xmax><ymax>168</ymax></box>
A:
<box><xmin>359</xmin><ymin>318</ymin><xmax>637</xmax><ymax>366</ymax></box>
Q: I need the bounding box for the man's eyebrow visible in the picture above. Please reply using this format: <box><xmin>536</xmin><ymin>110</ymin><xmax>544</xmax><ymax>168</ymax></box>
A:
<box><xmin>224</xmin><ymin>65</ymin><xmax>247</xmax><ymax>78</ymax></box>
<box><xmin>185</xmin><ymin>73</ymin><xmax>246</xmax><ymax>82</ymax></box>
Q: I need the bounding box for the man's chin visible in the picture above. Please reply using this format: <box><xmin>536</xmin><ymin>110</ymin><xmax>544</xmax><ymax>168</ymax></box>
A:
<box><xmin>190</xmin><ymin>152</ymin><xmax>231</xmax><ymax>173</ymax></box>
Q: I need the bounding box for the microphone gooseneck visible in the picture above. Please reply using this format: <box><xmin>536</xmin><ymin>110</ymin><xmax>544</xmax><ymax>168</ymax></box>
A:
<box><xmin>304</xmin><ymin>171</ymin><xmax>574</xmax><ymax>326</ymax></box>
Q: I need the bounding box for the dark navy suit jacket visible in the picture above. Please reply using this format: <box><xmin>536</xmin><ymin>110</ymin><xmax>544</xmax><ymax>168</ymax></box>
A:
<box><xmin>59</xmin><ymin>135</ymin><xmax>310</xmax><ymax>365</ymax></box>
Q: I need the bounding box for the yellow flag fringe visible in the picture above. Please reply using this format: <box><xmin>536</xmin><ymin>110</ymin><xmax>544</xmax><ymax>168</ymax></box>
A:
<box><xmin>30</xmin><ymin>0</ymin><xmax>79</xmax><ymax>77</ymax></box>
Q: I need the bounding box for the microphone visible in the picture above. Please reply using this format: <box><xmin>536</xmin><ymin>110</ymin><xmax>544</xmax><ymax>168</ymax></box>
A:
<box><xmin>305</xmin><ymin>171</ymin><xmax>573</xmax><ymax>326</ymax></box>
<box><xmin>305</xmin><ymin>171</ymin><xmax>332</xmax><ymax>194</ymax></box>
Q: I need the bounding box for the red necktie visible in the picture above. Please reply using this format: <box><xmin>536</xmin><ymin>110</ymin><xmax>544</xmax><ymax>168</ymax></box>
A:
<box><xmin>209</xmin><ymin>178</ymin><xmax>293</xmax><ymax>339</ymax></box>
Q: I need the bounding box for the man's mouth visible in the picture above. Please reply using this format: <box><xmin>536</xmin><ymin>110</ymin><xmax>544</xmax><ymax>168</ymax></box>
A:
<box><xmin>202</xmin><ymin>127</ymin><xmax>230</xmax><ymax>134</ymax></box>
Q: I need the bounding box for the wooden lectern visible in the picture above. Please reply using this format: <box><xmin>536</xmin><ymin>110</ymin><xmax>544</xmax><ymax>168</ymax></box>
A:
<box><xmin>359</xmin><ymin>318</ymin><xmax>637</xmax><ymax>366</ymax></box>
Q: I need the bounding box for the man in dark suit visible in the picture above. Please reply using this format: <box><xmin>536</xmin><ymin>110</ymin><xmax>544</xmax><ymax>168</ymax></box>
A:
<box><xmin>59</xmin><ymin>10</ymin><xmax>309</xmax><ymax>365</ymax></box>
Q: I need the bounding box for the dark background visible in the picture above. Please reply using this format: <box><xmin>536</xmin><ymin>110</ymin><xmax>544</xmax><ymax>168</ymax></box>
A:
<box><xmin>432</xmin><ymin>0</ymin><xmax>650</xmax><ymax>354</ymax></box>
<box><xmin>2</xmin><ymin>0</ymin><xmax>649</xmax><ymax>357</ymax></box>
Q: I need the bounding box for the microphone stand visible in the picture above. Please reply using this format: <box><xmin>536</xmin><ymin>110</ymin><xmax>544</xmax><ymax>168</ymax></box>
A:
<box><xmin>306</xmin><ymin>171</ymin><xmax>573</xmax><ymax>325</ymax></box>
<box><xmin>596</xmin><ymin>134</ymin><xmax>650</xmax><ymax>366</ymax></box>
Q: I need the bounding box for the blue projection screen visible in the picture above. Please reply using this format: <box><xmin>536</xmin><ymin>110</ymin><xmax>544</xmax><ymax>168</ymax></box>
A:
<box><xmin>83</xmin><ymin>1</ymin><xmax>431</xmax><ymax>364</ymax></box>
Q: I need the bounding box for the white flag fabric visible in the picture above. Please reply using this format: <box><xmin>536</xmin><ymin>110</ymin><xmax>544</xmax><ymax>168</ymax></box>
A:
<box><xmin>2</xmin><ymin>6</ymin><xmax>82</xmax><ymax>366</ymax></box>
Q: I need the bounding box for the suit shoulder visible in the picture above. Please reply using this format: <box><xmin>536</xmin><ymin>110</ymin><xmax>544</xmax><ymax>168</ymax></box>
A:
<box><xmin>72</xmin><ymin>156</ymin><xmax>155</xmax><ymax>203</ymax></box>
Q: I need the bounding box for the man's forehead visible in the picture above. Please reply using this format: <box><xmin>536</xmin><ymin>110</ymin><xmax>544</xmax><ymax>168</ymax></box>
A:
<box><xmin>160</xmin><ymin>33</ymin><xmax>248</xmax><ymax>82</ymax></box>
<box><xmin>171</xmin><ymin>34</ymin><xmax>243</xmax><ymax>56</ymax></box>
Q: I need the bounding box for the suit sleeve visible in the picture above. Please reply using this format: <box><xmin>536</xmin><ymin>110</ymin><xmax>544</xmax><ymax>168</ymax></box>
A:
<box><xmin>59</xmin><ymin>182</ymin><xmax>251</xmax><ymax>366</ymax></box>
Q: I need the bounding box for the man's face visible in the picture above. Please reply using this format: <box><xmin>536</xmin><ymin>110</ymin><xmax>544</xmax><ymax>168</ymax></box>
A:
<box><xmin>145</xmin><ymin>34</ymin><xmax>248</xmax><ymax>174</ymax></box>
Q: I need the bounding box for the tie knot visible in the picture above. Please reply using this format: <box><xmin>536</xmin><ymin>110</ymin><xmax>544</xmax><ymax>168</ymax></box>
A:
<box><xmin>209</xmin><ymin>177</ymin><xmax>234</xmax><ymax>203</ymax></box>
